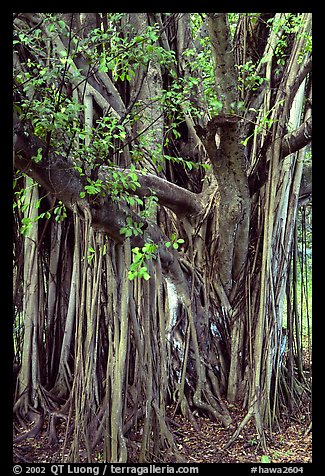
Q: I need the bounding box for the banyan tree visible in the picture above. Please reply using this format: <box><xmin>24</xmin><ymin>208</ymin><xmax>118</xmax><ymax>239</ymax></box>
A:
<box><xmin>13</xmin><ymin>13</ymin><xmax>312</xmax><ymax>462</ymax></box>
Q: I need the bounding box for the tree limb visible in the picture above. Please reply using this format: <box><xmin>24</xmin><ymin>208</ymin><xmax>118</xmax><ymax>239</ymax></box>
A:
<box><xmin>248</xmin><ymin>117</ymin><xmax>312</xmax><ymax>197</ymax></box>
<box><xmin>98</xmin><ymin>166</ymin><xmax>203</xmax><ymax>218</ymax></box>
<box><xmin>206</xmin><ymin>13</ymin><xmax>239</xmax><ymax>113</ymax></box>
<box><xmin>13</xmin><ymin>122</ymin><xmax>193</xmax><ymax>298</ymax></box>
<box><xmin>14</xmin><ymin>115</ymin><xmax>203</xmax><ymax>230</ymax></box>
<box><xmin>281</xmin><ymin>116</ymin><xmax>312</xmax><ymax>158</ymax></box>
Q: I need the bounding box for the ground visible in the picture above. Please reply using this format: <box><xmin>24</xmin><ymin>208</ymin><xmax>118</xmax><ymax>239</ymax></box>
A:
<box><xmin>13</xmin><ymin>404</ymin><xmax>312</xmax><ymax>464</ymax></box>
<box><xmin>171</xmin><ymin>409</ymin><xmax>312</xmax><ymax>463</ymax></box>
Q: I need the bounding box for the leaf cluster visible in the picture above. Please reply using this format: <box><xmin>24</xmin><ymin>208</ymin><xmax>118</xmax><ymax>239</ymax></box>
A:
<box><xmin>165</xmin><ymin>233</ymin><xmax>185</xmax><ymax>250</ymax></box>
<box><xmin>236</xmin><ymin>60</ymin><xmax>268</xmax><ymax>93</ymax></box>
<box><xmin>128</xmin><ymin>242</ymin><xmax>158</xmax><ymax>281</ymax></box>
<box><xmin>14</xmin><ymin>179</ymin><xmax>67</xmax><ymax>236</ymax></box>
<box><xmin>120</xmin><ymin>217</ymin><xmax>145</xmax><ymax>239</ymax></box>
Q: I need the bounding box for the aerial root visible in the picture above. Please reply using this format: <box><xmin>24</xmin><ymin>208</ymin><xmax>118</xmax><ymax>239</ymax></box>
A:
<box><xmin>224</xmin><ymin>407</ymin><xmax>254</xmax><ymax>449</ymax></box>
<box><xmin>14</xmin><ymin>387</ymin><xmax>69</xmax><ymax>445</ymax></box>
<box><xmin>13</xmin><ymin>410</ymin><xmax>44</xmax><ymax>443</ymax></box>
<box><xmin>224</xmin><ymin>404</ymin><xmax>268</xmax><ymax>452</ymax></box>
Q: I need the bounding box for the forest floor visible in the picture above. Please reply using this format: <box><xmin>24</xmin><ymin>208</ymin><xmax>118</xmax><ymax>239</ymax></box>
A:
<box><xmin>169</xmin><ymin>406</ymin><xmax>312</xmax><ymax>464</ymax></box>
<box><xmin>13</xmin><ymin>403</ymin><xmax>312</xmax><ymax>464</ymax></box>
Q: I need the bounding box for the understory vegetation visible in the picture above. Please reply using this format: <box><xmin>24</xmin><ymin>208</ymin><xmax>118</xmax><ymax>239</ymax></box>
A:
<box><xmin>13</xmin><ymin>12</ymin><xmax>312</xmax><ymax>463</ymax></box>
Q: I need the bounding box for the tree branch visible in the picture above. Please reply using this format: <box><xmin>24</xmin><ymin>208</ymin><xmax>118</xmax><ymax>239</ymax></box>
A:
<box><xmin>248</xmin><ymin>116</ymin><xmax>312</xmax><ymax>197</ymax></box>
<box><xmin>14</xmin><ymin>115</ymin><xmax>203</xmax><ymax>231</ymax></box>
<box><xmin>13</xmin><ymin>121</ymin><xmax>193</xmax><ymax>297</ymax></box>
<box><xmin>281</xmin><ymin>116</ymin><xmax>312</xmax><ymax>158</ymax></box>
<box><xmin>206</xmin><ymin>13</ymin><xmax>239</xmax><ymax>113</ymax></box>
<box><xmin>98</xmin><ymin>166</ymin><xmax>203</xmax><ymax>218</ymax></box>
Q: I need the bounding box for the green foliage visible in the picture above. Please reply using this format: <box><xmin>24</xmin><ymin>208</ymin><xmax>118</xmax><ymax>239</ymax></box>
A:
<box><xmin>180</xmin><ymin>44</ymin><xmax>219</xmax><ymax>117</ymax></box>
<box><xmin>297</xmin><ymin>32</ymin><xmax>312</xmax><ymax>65</ymax></box>
<box><xmin>13</xmin><ymin>12</ymin><xmax>212</xmax><ymax>211</ymax></box>
<box><xmin>165</xmin><ymin>233</ymin><xmax>185</xmax><ymax>250</ymax></box>
<box><xmin>53</xmin><ymin>201</ymin><xmax>67</xmax><ymax>222</ymax></box>
<box><xmin>87</xmin><ymin>116</ymin><xmax>127</xmax><ymax>159</ymax></box>
<box><xmin>14</xmin><ymin>13</ymin><xmax>311</xmax><ymax>241</ymax></box>
<box><xmin>79</xmin><ymin>178</ymin><xmax>106</xmax><ymax>199</ymax></box>
<box><xmin>236</xmin><ymin>60</ymin><xmax>268</xmax><ymax>93</ymax></box>
<box><xmin>14</xmin><ymin>178</ymin><xmax>66</xmax><ymax>235</ymax></box>
<box><xmin>106</xmin><ymin>167</ymin><xmax>142</xmax><ymax>204</ymax></box>
<box><xmin>241</xmin><ymin>100</ymin><xmax>285</xmax><ymax>147</ymax></box>
<box><xmin>32</xmin><ymin>148</ymin><xmax>43</xmax><ymax>163</ymax></box>
<box><xmin>19</xmin><ymin>217</ymin><xmax>33</xmax><ymax>236</ymax></box>
<box><xmin>128</xmin><ymin>242</ymin><xmax>158</xmax><ymax>281</ymax></box>
<box><xmin>17</xmin><ymin>86</ymin><xmax>85</xmax><ymax>153</ymax></box>
<box><xmin>79</xmin><ymin>166</ymin><xmax>143</xmax><ymax>209</ymax></box>
<box><xmin>86</xmin><ymin>246</ymin><xmax>96</xmax><ymax>264</ymax></box>
<box><xmin>267</xmin><ymin>14</ymin><xmax>310</xmax><ymax>66</ymax></box>
<box><xmin>164</xmin><ymin>154</ymin><xmax>209</xmax><ymax>172</ymax></box>
<box><xmin>139</xmin><ymin>193</ymin><xmax>158</xmax><ymax>221</ymax></box>
<box><xmin>260</xmin><ymin>455</ymin><xmax>271</xmax><ymax>463</ymax></box>
<box><xmin>89</xmin><ymin>20</ymin><xmax>176</xmax><ymax>82</ymax></box>
<box><xmin>120</xmin><ymin>217</ymin><xmax>145</xmax><ymax>238</ymax></box>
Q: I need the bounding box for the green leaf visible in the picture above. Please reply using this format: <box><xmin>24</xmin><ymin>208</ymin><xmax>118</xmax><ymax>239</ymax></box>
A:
<box><xmin>48</xmin><ymin>23</ymin><xmax>56</xmax><ymax>32</ymax></box>
<box><xmin>58</xmin><ymin>20</ymin><xmax>66</xmax><ymax>30</ymax></box>
<box><xmin>120</xmin><ymin>227</ymin><xmax>132</xmax><ymax>238</ymax></box>
<box><xmin>260</xmin><ymin>455</ymin><xmax>271</xmax><ymax>464</ymax></box>
<box><xmin>165</xmin><ymin>242</ymin><xmax>171</xmax><ymax>248</ymax></box>
<box><xmin>32</xmin><ymin>148</ymin><xmax>43</xmax><ymax>163</ymax></box>
<box><xmin>74</xmin><ymin>166</ymin><xmax>84</xmax><ymax>175</ymax></box>
<box><xmin>128</xmin><ymin>183</ymin><xmax>137</xmax><ymax>191</ymax></box>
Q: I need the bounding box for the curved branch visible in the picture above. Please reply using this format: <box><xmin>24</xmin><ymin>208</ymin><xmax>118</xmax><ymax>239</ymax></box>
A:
<box><xmin>13</xmin><ymin>119</ymin><xmax>197</xmax><ymax>299</ymax></box>
<box><xmin>98</xmin><ymin>166</ymin><xmax>203</xmax><ymax>218</ymax></box>
<box><xmin>248</xmin><ymin>116</ymin><xmax>312</xmax><ymax>197</ymax></box>
<box><xmin>13</xmin><ymin>125</ymin><xmax>192</xmax><ymax>301</ymax></box>
<box><xmin>282</xmin><ymin>116</ymin><xmax>312</xmax><ymax>158</ymax></box>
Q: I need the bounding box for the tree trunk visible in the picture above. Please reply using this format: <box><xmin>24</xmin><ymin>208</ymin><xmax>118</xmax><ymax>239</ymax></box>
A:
<box><xmin>15</xmin><ymin>178</ymin><xmax>41</xmax><ymax>419</ymax></box>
